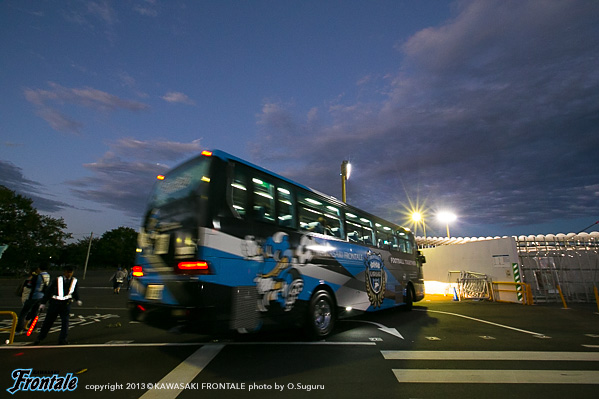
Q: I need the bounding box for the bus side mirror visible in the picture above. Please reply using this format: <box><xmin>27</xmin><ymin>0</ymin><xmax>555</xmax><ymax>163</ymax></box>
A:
<box><xmin>417</xmin><ymin>251</ymin><xmax>426</xmax><ymax>264</ymax></box>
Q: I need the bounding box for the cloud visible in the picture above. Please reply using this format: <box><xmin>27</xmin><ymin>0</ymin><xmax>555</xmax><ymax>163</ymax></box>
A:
<box><xmin>67</xmin><ymin>138</ymin><xmax>204</xmax><ymax>217</ymax></box>
<box><xmin>0</xmin><ymin>160</ymin><xmax>73</xmax><ymax>213</ymax></box>
<box><xmin>162</xmin><ymin>91</ymin><xmax>196</xmax><ymax>105</ymax></box>
<box><xmin>36</xmin><ymin>108</ymin><xmax>84</xmax><ymax>135</ymax></box>
<box><xmin>252</xmin><ymin>0</ymin><xmax>599</xmax><ymax>235</ymax></box>
<box><xmin>24</xmin><ymin>82</ymin><xmax>150</xmax><ymax>134</ymax></box>
<box><xmin>133</xmin><ymin>0</ymin><xmax>159</xmax><ymax>17</ymax></box>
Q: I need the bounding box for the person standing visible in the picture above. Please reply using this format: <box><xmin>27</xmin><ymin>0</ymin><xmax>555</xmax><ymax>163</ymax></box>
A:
<box><xmin>16</xmin><ymin>265</ymin><xmax>50</xmax><ymax>333</ymax></box>
<box><xmin>18</xmin><ymin>269</ymin><xmax>35</xmax><ymax>305</ymax></box>
<box><xmin>33</xmin><ymin>265</ymin><xmax>82</xmax><ymax>345</ymax></box>
<box><xmin>110</xmin><ymin>267</ymin><xmax>127</xmax><ymax>294</ymax></box>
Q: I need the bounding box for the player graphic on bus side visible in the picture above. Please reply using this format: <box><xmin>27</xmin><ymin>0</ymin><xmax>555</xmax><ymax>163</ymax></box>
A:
<box><xmin>243</xmin><ymin>232</ymin><xmax>304</xmax><ymax>312</ymax></box>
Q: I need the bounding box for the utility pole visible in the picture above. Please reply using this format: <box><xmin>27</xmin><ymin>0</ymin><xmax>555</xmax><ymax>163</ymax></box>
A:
<box><xmin>83</xmin><ymin>232</ymin><xmax>93</xmax><ymax>280</ymax></box>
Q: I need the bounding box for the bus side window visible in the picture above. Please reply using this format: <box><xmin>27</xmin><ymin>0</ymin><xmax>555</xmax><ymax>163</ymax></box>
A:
<box><xmin>297</xmin><ymin>194</ymin><xmax>343</xmax><ymax>238</ymax></box>
<box><xmin>376</xmin><ymin>224</ymin><xmax>397</xmax><ymax>249</ymax></box>
<box><xmin>346</xmin><ymin>214</ymin><xmax>374</xmax><ymax>246</ymax></box>
<box><xmin>230</xmin><ymin>171</ymin><xmax>247</xmax><ymax>218</ymax></box>
<box><xmin>347</xmin><ymin>230</ymin><xmax>360</xmax><ymax>242</ymax></box>
<box><xmin>299</xmin><ymin>206</ymin><xmax>323</xmax><ymax>233</ymax></box>
<box><xmin>324</xmin><ymin>213</ymin><xmax>343</xmax><ymax>238</ymax></box>
<box><xmin>405</xmin><ymin>237</ymin><xmax>413</xmax><ymax>254</ymax></box>
<box><xmin>252</xmin><ymin>177</ymin><xmax>275</xmax><ymax>223</ymax></box>
<box><xmin>276</xmin><ymin>186</ymin><xmax>296</xmax><ymax>228</ymax></box>
<box><xmin>346</xmin><ymin>220</ymin><xmax>361</xmax><ymax>243</ymax></box>
<box><xmin>398</xmin><ymin>235</ymin><xmax>413</xmax><ymax>254</ymax></box>
<box><xmin>358</xmin><ymin>216</ymin><xmax>374</xmax><ymax>246</ymax></box>
<box><xmin>390</xmin><ymin>235</ymin><xmax>399</xmax><ymax>250</ymax></box>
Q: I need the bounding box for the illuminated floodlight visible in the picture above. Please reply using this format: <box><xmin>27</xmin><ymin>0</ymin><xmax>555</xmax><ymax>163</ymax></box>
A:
<box><xmin>437</xmin><ymin>212</ymin><xmax>457</xmax><ymax>223</ymax></box>
<box><xmin>437</xmin><ymin>211</ymin><xmax>457</xmax><ymax>237</ymax></box>
<box><xmin>341</xmin><ymin>160</ymin><xmax>352</xmax><ymax>203</ymax></box>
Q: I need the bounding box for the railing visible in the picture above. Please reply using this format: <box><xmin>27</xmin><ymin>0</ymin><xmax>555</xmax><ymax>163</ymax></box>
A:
<box><xmin>459</xmin><ymin>272</ymin><xmax>490</xmax><ymax>300</ymax></box>
<box><xmin>490</xmin><ymin>282</ymin><xmax>533</xmax><ymax>305</ymax></box>
<box><xmin>0</xmin><ymin>311</ymin><xmax>18</xmax><ymax>345</ymax></box>
<box><xmin>448</xmin><ymin>271</ymin><xmax>491</xmax><ymax>301</ymax></box>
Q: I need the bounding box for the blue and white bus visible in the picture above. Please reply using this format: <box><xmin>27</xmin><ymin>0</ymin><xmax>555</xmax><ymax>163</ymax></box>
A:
<box><xmin>129</xmin><ymin>150</ymin><xmax>425</xmax><ymax>338</ymax></box>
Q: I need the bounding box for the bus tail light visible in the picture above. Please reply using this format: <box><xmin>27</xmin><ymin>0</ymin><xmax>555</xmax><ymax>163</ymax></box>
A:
<box><xmin>177</xmin><ymin>261</ymin><xmax>211</xmax><ymax>274</ymax></box>
<box><xmin>201</xmin><ymin>150</ymin><xmax>213</xmax><ymax>157</ymax></box>
<box><xmin>132</xmin><ymin>266</ymin><xmax>144</xmax><ymax>277</ymax></box>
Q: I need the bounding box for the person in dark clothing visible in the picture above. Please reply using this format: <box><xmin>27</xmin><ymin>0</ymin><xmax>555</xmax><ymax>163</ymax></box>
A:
<box><xmin>16</xmin><ymin>265</ymin><xmax>50</xmax><ymax>333</ymax></box>
<box><xmin>110</xmin><ymin>267</ymin><xmax>127</xmax><ymax>294</ymax></box>
<box><xmin>33</xmin><ymin>266</ymin><xmax>82</xmax><ymax>345</ymax></box>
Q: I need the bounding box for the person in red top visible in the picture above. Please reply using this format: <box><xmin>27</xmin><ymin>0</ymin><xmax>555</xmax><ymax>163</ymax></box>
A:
<box><xmin>33</xmin><ymin>265</ymin><xmax>82</xmax><ymax>345</ymax></box>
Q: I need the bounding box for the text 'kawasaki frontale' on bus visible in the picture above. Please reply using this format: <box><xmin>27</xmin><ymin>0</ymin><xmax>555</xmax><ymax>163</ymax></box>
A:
<box><xmin>128</xmin><ymin>150</ymin><xmax>425</xmax><ymax>339</ymax></box>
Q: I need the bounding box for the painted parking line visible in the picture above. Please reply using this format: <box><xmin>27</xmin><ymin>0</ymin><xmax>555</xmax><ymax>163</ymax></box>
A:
<box><xmin>139</xmin><ymin>344</ymin><xmax>225</xmax><ymax>399</ymax></box>
<box><xmin>415</xmin><ymin>308</ymin><xmax>546</xmax><ymax>336</ymax></box>
<box><xmin>392</xmin><ymin>369</ymin><xmax>599</xmax><ymax>384</ymax></box>
<box><xmin>4</xmin><ymin>340</ymin><xmax>377</xmax><ymax>349</ymax></box>
<box><xmin>381</xmin><ymin>350</ymin><xmax>599</xmax><ymax>361</ymax></box>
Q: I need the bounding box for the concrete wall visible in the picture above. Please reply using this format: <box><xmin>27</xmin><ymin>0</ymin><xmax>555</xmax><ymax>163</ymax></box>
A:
<box><xmin>421</xmin><ymin>237</ymin><xmax>521</xmax><ymax>302</ymax></box>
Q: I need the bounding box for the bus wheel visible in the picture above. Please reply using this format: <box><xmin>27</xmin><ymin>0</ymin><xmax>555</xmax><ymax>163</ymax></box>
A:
<box><xmin>403</xmin><ymin>285</ymin><xmax>414</xmax><ymax>311</ymax></box>
<box><xmin>305</xmin><ymin>290</ymin><xmax>335</xmax><ymax>339</ymax></box>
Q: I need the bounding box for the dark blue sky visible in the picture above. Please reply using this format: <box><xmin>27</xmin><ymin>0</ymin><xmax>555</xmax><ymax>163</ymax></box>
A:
<box><xmin>1</xmin><ymin>0</ymin><xmax>598</xmax><ymax>240</ymax></box>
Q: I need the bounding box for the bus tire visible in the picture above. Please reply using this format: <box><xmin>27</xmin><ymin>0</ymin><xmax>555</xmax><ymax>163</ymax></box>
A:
<box><xmin>305</xmin><ymin>290</ymin><xmax>336</xmax><ymax>339</ymax></box>
<box><xmin>403</xmin><ymin>285</ymin><xmax>414</xmax><ymax>311</ymax></box>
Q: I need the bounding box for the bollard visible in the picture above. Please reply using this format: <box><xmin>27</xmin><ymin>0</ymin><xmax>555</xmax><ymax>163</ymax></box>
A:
<box><xmin>556</xmin><ymin>284</ymin><xmax>568</xmax><ymax>309</ymax></box>
<box><xmin>0</xmin><ymin>311</ymin><xmax>18</xmax><ymax>345</ymax></box>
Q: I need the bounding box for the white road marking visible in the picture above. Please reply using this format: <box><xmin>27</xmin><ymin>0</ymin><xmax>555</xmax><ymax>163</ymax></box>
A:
<box><xmin>4</xmin><ymin>341</ymin><xmax>376</xmax><ymax>349</ymax></box>
<box><xmin>139</xmin><ymin>344</ymin><xmax>225</xmax><ymax>399</ymax></box>
<box><xmin>392</xmin><ymin>369</ymin><xmax>599</xmax><ymax>384</ymax></box>
<box><xmin>382</xmin><ymin>350</ymin><xmax>599</xmax><ymax>361</ymax></box>
<box><xmin>341</xmin><ymin>320</ymin><xmax>404</xmax><ymax>339</ymax></box>
<box><xmin>415</xmin><ymin>308</ymin><xmax>545</xmax><ymax>336</ymax></box>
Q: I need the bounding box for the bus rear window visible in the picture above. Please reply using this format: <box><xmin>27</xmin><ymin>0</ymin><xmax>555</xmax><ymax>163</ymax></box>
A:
<box><xmin>149</xmin><ymin>157</ymin><xmax>211</xmax><ymax>208</ymax></box>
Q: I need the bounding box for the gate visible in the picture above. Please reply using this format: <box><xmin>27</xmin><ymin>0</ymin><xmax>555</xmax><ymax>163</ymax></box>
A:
<box><xmin>516</xmin><ymin>233</ymin><xmax>599</xmax><ymax>304</ymax></box>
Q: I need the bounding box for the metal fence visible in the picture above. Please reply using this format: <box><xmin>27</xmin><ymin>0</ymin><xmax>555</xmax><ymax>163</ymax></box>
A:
<box><xmin>447</xmin><ymin>270</ymin><xmax>491</xmax><ymax>301</ymax></box>
<box><xmin>516</xmin><ymin>233</ymin><xmax>599</xmax><ymax>304</ymax></box>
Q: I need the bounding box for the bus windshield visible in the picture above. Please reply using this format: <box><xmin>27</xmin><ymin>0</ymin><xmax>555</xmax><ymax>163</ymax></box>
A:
<box><xmin>148</xmin><ymin>156</ymin><xmax>211</xmax><ymax>208</ymax></box>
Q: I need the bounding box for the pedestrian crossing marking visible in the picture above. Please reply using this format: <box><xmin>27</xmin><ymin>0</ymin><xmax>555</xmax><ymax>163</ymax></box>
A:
<box><xmin>385</xmin><ymin>350</ymin><xmax>599</xmax><ymax>385</ymax></box>
<box><xmin>382</xmin><ymin>350</ymin><xmax>599</xmax><ymax>361</ymax></box>
<box><xmin>392</xmin><ymin>369</ymin><xmax>599</xmax><ymax>384</ymax></box>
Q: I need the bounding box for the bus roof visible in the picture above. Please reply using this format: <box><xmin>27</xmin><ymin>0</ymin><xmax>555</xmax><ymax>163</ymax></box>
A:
<box><xmin>211</xmin><ymin>149</ymin><xmax>342</xmax><ymax>203</ymax></box>
<box><xmin>208</xmin><ymin>149</ymin><xmax>411</xmax><ymax>235</ymax></box>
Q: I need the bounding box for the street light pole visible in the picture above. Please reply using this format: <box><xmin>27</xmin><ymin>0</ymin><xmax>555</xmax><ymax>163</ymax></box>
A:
<box><xmin>437</xmin><ymin>212</ymin><xmax>456</xmax><ymax>238</ymax></box>
<box><xmin>341</xmin><ymin>160</ymin><xmax>351</xmax><ymax>203</ymax></box>
<box><xmin>411</xmin><ymin>212</ymin><xmax>421</xmax><ymax>237</ymax></box>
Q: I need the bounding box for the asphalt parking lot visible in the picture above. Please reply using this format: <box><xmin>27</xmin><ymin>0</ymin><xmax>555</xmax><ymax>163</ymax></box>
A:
<box><xmin>2</xmin><ymin>270</ymin><xmax>599</xmax><ymax>399</ymax></box>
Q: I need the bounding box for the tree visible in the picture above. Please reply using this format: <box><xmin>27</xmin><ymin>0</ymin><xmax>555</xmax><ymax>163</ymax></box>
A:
<box><xmin>62</xmin><ymin>235</ymin><xmax>101</xmax><ymax>268</ymax></box>
<box><xmin>0</xmin><ymin>186</ymin><xmax>71</xmax><ymax>271</ymax></box>
<box><xmin>96</xmin><ymin>227</ymin><xmax>138</xmax><ymax>269</ymax></box>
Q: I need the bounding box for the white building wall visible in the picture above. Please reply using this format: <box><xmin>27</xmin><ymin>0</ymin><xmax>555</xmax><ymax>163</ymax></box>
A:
<box><xmin>421</xmin><ymin>237</ymin><xmax>521</xmax><ymax>302</ymax></box>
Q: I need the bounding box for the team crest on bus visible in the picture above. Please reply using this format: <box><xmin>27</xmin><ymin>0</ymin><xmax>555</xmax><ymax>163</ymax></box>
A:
<box><xmin>365</xmin><ymin>251</ymin><xmax>386</xmax><ymax>308</ymax></box>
